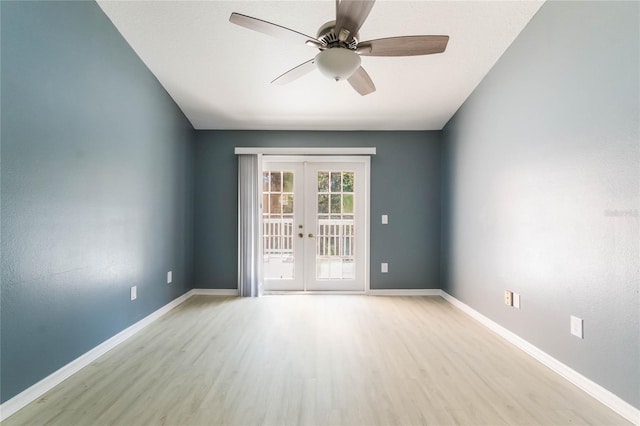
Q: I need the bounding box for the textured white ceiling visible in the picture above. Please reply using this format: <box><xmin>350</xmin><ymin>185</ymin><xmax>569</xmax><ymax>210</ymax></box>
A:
<box><xmin>97</xmin><ymin>1</ymin><xmax>544</xmax><ymax>130</ymax></box>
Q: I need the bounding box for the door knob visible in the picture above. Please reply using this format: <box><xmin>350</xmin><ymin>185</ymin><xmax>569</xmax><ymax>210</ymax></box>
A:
<box><xmin>298</xmin><ymin>233</ymin><xmax>304</xmax><ymax>238</ymax></box>
<box><xmin>308</xmin><ymin>233</ymin><xmax>315</xmax><ymax>238</ymax></box>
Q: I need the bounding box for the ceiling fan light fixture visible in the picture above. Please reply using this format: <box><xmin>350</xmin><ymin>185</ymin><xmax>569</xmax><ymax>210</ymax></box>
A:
<box><xmin>315</xmin><ymin>48</ymin><xmax>361</xmax><ymax>81</ymax></box>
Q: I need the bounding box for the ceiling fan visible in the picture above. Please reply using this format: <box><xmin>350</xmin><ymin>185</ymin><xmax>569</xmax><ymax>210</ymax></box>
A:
<box><xmin>229</xmin><ymin>0</ymin><xmax>449</xmax><ymax>96</ymax></box>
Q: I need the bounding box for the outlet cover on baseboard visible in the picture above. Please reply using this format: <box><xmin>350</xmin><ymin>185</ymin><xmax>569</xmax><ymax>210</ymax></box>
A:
<box><xmin>570</xmin><ymin>315</ymin><xmax>583</xmax><ymax>339</ymax></box>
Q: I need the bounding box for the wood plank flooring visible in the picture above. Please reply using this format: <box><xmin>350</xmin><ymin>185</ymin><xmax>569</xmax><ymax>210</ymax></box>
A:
<box><xmin>3</xmin><ymin>296</ymin><xmax>631</xmax><ymax>425</ymax></box>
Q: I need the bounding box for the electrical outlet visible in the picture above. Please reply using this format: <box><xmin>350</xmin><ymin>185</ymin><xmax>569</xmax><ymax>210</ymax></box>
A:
<box><xmin>513</xmin><ymin>293</ymin><xmax>521</xmax><ymax>309</ymax></box>
<box><xmin>130</xmin><ymin>286</ymin><xmax>137</xmax><ymax>301</ymax></box>
<box><xmin>167</xmin><ymin>271</ymin><xmax>172</xmax><ymax>284</ymax></box>
<box><xmin>381</xmin><ymin>215</ymin><xmax>388</xmax><ymax>225</ymax></box>
<box><xmin>381</xmin><ymin>263</ymin><xmax>388</xmax><ymax>273</ymax></box>
<box><xmin>570</xmin><ymin>316</ymin><xmax>583</xmax><ymax>339</ymax></box>
<box><xmin>504</xmin><ymin>290</ymin><xmax>513</xmax><ymax>306</ymax></box>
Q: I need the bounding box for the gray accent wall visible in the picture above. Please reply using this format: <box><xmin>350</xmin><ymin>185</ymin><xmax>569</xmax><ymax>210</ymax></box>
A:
<box><xmin>442</xmin><ymin>1</ymin><xmax>639</xmax><ymax>409</ymax></box>
<box><xmin>194</xmin><ymin>131</ymin><xmax>442</xmax><ymax>291</ymax></box>
<box><xmin>1</xmin><ymin>1</ymin><xmax>194</xmax><ymax>402</ymax></box>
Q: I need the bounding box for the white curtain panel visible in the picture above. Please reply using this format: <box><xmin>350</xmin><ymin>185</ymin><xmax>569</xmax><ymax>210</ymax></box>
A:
<box><xmin>237</xmin><ymin>154</ymin><xmax>263</xmax><ymax>297</ymax></box>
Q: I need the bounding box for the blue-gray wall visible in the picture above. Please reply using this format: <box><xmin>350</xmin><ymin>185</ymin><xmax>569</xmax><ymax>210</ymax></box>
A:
<box><xmin>1</xmin><ymin>1</ymin><xmax>195</xmax><ymax>402</ymax></box>
<box><xmin>194</xmin><ymin>131</ymin><xmax>442</xmax><ymax>291</ymax></box>
<box><xmin>3</xmin><ymin>0</ymin><xmax>637</xmax><ymax>414</ymax></box>
<box><xmin>442</xmin><ymin>1</ymin><xmax>639</xmax><ymax>409</ymax></box>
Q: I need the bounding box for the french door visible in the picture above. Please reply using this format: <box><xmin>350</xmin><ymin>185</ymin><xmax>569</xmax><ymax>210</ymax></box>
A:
<box><xmin>262</xmin><ymin>157</ymin><xmax>369</xmax><ymax>292</ymax></box>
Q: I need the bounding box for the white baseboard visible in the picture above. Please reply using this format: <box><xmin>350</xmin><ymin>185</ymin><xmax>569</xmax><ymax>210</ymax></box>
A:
<box><xmin>264</xmin><ymin>291</ymin><xmax>365</xmax><ymax>295</ymax></box>
<box><xmin>440</xmin><ymin>291</ymin><xmax>640</xmax><ymax>425</ymax></box>
<box><xmin>368</xmin><ymin>289</ymin><xmax>442</xmax><ymax>296</ymax></box>
<box><xmin>0</xmin><ymin>290</ymin><xmax>195</xmax><ymax>422</ymax></box>
<box><xmin>191</xmin><ymin>288</ymin><xmax>239</xmax><ymax>296</ymax></box>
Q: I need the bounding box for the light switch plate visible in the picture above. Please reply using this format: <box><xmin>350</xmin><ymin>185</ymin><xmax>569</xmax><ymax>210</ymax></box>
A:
<box><xmin>381</xmin><ymin>263</ymin><xmax>388</xmax><ymax>273</ymax></box>
<box><xmin>130</xmin><ymin>286</ymin><xmax>137</xmax><ymax>301</ymax></box>
<box><xmin>167</xmin><ymin>271</ymin><xmax>172</xmax><ymax>284</ymax></box>
<box><xmin>381</xmin><ymin>215</ymin><xmax>388</xmax><ymax>225</ymax></box>
<box><xmin>513</xmin><ymin>293</ymin><xmax>520</xmax><ymax>309</ymax></box>
<box><xmin>570</xmin><ymin>316</ymin><xmax>583</xmax><ymax>339</ymax></box>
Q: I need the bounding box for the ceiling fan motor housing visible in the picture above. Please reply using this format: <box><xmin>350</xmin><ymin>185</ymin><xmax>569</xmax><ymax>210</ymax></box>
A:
<box><xmin>316</xmin><ymin>20</ymin><xmax>358</xmax><ymax>49</ymax></box>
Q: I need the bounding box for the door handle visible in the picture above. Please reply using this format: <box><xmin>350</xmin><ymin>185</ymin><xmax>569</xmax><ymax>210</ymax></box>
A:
<box><xmin>308</xmin><ymin>233</ymin><xmax>315</xmax><ymax>238</ymax></box>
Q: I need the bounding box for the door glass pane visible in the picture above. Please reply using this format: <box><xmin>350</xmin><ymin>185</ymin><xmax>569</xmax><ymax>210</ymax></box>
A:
<box><xmin>283</xmin><ymin>172</ymin><xmax>294</xmax><ymax>192</ymax></box>
<box><xmin>316</xmin><ymin>171</ymin><xmax>355</xmax><ymax>280</ymax></box>
<box><xmin>263</xmin><ymin>170</ymin><xmax>295</xmax><ymax>280</ymax></box>
<box><xmin>330</xmin><ymin>194</ymin><xmax>341</xmax><ymax>213</ymax></box>
<box><xmin>318</xmin><ymin>172</ymin><xmax>329</xmax><ymax>192</ymax></box>
<box><xmin>330</xmin><ymin>172</ymin><xmax>341</xmax><ymax>192</ymax></box>
<box><xmin>343</xmin><ymin>194</ymin><xmax>353</xmax><ymax>213</ymax></box>
<box><xmin>269</xmin><ymin>194</ymin><xmax>281</xmax><ymax>214</ymax></box>
<box><xmin>270</xmin><ymin>171</ymin><xmax>282</xmax><ymax>192</ymax></box>
<box><xmin>283</xmin><ymin>194</ymin><xmax>294</xmax><ymax>214</ymax></box>
<box><xmin>342</xmin><ymin>172</ymin><xmax>354</xmax><ymax>192</ymax></box>
<box><xmin>317</xmin><ymin>194</ymin><xmax>328</xmax><ymax>213</ymax></box>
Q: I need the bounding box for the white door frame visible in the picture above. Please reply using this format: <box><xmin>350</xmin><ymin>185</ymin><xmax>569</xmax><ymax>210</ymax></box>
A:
<box><xmin>262</xmin><ymin>155</ymin><xmax>370</xmax><ymax>294</ymax></box>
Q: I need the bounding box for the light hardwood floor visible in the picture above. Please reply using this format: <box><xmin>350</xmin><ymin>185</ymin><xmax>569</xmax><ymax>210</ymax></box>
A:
<box><xmin>3</xmin><ymin>296</ymin><xmax>631</xmax><ymax>425</ymax></box>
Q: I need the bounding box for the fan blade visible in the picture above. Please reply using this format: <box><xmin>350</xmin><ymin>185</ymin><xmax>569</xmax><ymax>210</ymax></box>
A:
<box><xmin>271</xmin><ymin>58</ymin><xmax>317</xmax><ymax>85</ymax></box>
<box><xmin>229</xmin><ymin>13</ymin><xmax>321</xmax><ymax>46</ymax></box>
<box><xmin>335</xmin><ymin>1</ymin><xmax>376</xmax><ymax>40</ymax></box>
<box><xmin>356</xmin><ymin>35</ymin><xmax>449</xmax><ymax>56</ymax></box>
<box><xmin>347</xmin><ymin>66</ymin><xmax>376</xmax><ymax>96</ymax></box>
